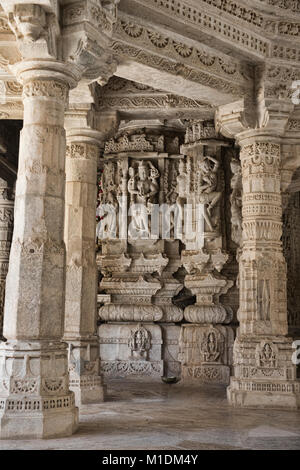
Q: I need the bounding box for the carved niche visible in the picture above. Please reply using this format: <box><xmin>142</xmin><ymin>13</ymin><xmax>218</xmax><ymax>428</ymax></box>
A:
<box><xmin>128</xmin><ymin>324</ymin><xmax>151</xmax><ymax>360</ymax></box>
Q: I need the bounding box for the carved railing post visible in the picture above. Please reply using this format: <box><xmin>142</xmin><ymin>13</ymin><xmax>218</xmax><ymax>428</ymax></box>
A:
<box><xmin>217</xmin><ymin>99</ymin><xmax>300</xmax><ymax>408</ymax></box>
<box><xmin>0</xmin><ymin>178</ymin><xmax>14</xmax><ymax>340</ymax></box>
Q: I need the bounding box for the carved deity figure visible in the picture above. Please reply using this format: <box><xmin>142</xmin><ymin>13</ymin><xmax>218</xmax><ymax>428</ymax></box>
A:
<box><xmin>230</xmin><ymin>157</ymin><xmax>243</xmax><ymax>245</ymax></box>
<box><xmin>128</xmin><ymin>161</ymin><xmax>159</xmax><ymax>205</ymax></box>
<box><xmin>128</xmin><ymin>324</ymin><xmax>151</xmax><ymax>360</ymax></box>
<box><xmin>96</xmin><ymin>192</ymin><xmax>119</xmax><ymax>240</ymax></box>
<box><xmin>127</xmin><ymin>166</ymin><xmax>136</xmax><ymax>204</ymax></box>
<box><xmin>96</xmin><ymin>160</ymin><xmax>121</xmax><ymax>240</ymax></box>
<box><xmin>128</xmin><ymin>160</ymin><xmax>159</xmax><ymax>237</ymax></box>
<box><xmin>254</xmin><ymin>65</ymin><xmax>268</xmax><ymax>129</ymax></box>
<box><xmin>197</xmin><ymin>156</ymin><xmax>221</xmax><ymax>231</ymax></box>
<box><xmin>258</xmin><ymin>342</ymin><xmax>277</xmax><ymax>368</ymax></box>
<box><xmin>176</xmin><ymin>159</ymin><xmax>188</xmax><ymax>208</ymax></box>
<box><xmin>200</xmin><ymin>328</ymin><xmax>223</xmax><ymax>362</ymax></box>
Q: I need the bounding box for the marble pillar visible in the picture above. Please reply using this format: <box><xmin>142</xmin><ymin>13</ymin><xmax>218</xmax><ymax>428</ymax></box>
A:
<box><xmin>64</xmin><ymin>119</ymin><xmax>106</xmax><ymax>405</ymax></box>
<box><xmin>227</xmin><ymin>135</ymin><xmax>300</xmax><ymax>408</ymax></box>
<box><xmin>0</xmin><ymin>63</ymin><xmax>79</xmax><ymax>438</ymax></box>
<box><xmin>179</xmin><ymin>125</ymin><xmax>234</xmax><ymax>385</ymax></box>
<box><xmin>0</xmin><ymin>179</ymin><xmax>14</xmax><ymax>340</ymax></box>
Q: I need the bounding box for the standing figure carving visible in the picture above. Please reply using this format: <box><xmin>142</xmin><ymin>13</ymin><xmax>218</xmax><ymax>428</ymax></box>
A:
<box><xmin>128</xmin><ymin>324</ymin><xmax>151</xmax><ymax>360</ymax></box>
<box><xmin>128</xmin><ymin>160</ymin><xmax>159</xmax><ymax>237</ymax></box>
<box><xmin>197</xmin><ymin>155</ymin><xmax>221</xmax><ymax>231</ymax></box>
<box><xmin>96</xmin><ymin>161</ymin><xmax>119</xmax><ymax>239</ymax></box>
<box><xmin>96</xmin><ymin>191</ymin><xmax>118</xmax><ymax>239</ymax></box>
<box><xmin>176</xmin><ymin>159</ymin><xmax>188</xmax><ymax>211</ymax></box>
<box><xmin>230</xmin><ymin>157</ymin><xmax>243</xmax><ymax>246</ymax></box>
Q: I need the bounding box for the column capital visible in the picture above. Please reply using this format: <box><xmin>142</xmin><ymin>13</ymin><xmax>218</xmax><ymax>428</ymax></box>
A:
<box><xmin>12</xmin><ymin>59</ymin><xmax>81</xmax><ymax>91</ymax></box>
<box><xmin>65</xmin><ymin>82</ymin><xmax>120</xmax><ymax>144</ymax></box>
<box><xmin>2</xmin><ymin>1</ymin><xmax>119</xmax><ymax>83</ymax></box>
<box><xmin>215</xmin><ymin>98</ymin><xmax>294</xmax><ymax>143</ymax></box>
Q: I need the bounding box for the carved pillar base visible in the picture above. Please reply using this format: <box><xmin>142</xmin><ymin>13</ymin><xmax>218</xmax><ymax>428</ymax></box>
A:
<box><xmin>179</xmin><ymin>324</ymin><xmax>234</xmax><ymax>384</ymax></box>
<box><xmin>66</xmin><ymin>338</ymin><xmax>106</xmax><ymax>406</ymax></box>
<box><xmin>227</xmin><ymin>336</ymin><xmax>300</xmax><ymax>408</ymax></box>
<box><xmin>99</xmin><ymin>323</ymin><xmax>164</xmax><ymax>380</ymax></box>
<box><xmin>0</xmin><ymin>341</ymin><xmax>78</xmax><ymax>439</ymax></box>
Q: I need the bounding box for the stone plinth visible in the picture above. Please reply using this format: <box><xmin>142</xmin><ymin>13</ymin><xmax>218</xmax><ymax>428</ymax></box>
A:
<box><xmin>0</xmin><ymin>340</ymin><xmax>78</xmax><ymax>439</ymax></box>
<box><xmin>99</xmin><ymin>323</ymin><xmax>163</xmax><ymax>379</ymax></box>
<box><xmin>227</xmin><ymin>336</ymin><xmax>300</xmax><ymax>408</ymax></box>
<box><xmin>67</xmin><ymin>338</ymin><xmax>105</xmax><ymax>405</ymax></box>
<box><xmin>179</xmin><ymin>324</ymin><xmax>234</xmax><ymax>384</ymax></box>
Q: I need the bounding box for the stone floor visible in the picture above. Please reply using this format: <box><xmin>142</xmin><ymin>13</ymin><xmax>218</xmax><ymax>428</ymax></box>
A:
<box><xmin>1</xmin><ymin>379</ymin><xmax>300</xmax><ymax>450</ymax></box>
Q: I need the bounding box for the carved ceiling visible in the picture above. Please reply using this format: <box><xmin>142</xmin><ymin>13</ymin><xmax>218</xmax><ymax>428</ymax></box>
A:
<box><xmin>0</xmin><ymin>0</ymin><xmax>299</xmax><ymax>115</ymax></box>
<box><xmin>0</xmin><ymin>74</ymin><xmax>216</xmax><ymax>120</ymax></box>
<box><xmin>96</xmin><ymin>76</ymin><xmax>214</xmax><ymax>120</ymax></box>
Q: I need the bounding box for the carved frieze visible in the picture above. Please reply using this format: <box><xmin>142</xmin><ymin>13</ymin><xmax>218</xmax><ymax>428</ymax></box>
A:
<box><xmin>23</xmin><ymin>80</ymin><xmax>69</xmax><ymax>102</ymax></box>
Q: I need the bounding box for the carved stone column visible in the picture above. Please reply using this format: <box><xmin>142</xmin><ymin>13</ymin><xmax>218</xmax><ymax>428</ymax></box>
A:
<box><xmin>64</xmin><ymin>104</ymin><xmax>106</xmax><ymax>405</ymax></box>
<box><xmin>0</xmin><ymin>179</ymin><xmax>14</xmax><ymax>339</ymax></box>
<box><xmin>217</xmin><ymin>98</ymin><xmax>300</xmax><ymax>407</ymax></box>
<box><xmin>0</xmin><ymin>62</ymin><xmax>80</xmax><ymax>438</ymax></box>
<box><xmin>238</xmin><ymin>138</ymin><xmax>288</xmax><ymax>337</ymax></box>
<box><xmin>227</xmin><ymin>134</ymin><xmax>300</xmax><ymax>407</ymax></box>
<box><xmin>178</xmin><ymin>121</ymin><xmax>234</xmax><ymax>385</ymax></box>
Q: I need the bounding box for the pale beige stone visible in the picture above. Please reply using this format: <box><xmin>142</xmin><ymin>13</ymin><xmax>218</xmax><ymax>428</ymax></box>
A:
<box><xmin>1</xmin><ymin>0</ymin><xmax>300</xmax><ymax>443</ymax></box>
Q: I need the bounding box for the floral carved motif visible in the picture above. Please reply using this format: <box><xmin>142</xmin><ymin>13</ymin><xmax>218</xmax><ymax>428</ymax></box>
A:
<box><xmin>111</xmin><ymin>41</ymin><xmax>246</xmax><ymax>98</ymax></box>
<box><xmin>23</xmin><ymin>80</ymin><xmax>68</xmax><ymax>102</ymax></box>
<box><xmin>147</xmin><ymin>30</ymin><xmax>169</xmax><ymax>47</ymax></box>
<box><xmin>66</xmin><ymin>142</ymin><xmax>98</xmax><ymax>161</ymax></box>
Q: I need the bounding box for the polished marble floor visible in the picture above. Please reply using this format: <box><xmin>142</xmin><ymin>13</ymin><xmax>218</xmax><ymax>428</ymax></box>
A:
<box><xmin>1</xmin><ymin>379</ymin><xmax>300</xmax><ymax>450</ymax></box>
